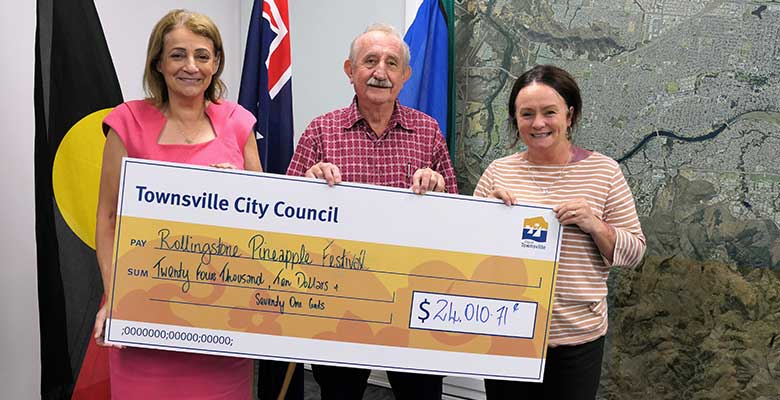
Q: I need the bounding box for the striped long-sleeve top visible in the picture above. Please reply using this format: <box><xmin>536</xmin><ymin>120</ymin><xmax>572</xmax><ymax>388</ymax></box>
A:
<box><xmin>474</xmin><ymin>150</ymin><xmax>646</xmax><ymax>346</ymax></box>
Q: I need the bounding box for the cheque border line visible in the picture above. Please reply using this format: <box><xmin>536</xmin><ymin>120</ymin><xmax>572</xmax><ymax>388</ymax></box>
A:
<box><xmin>108</xmin><ymin>318</ymin><xmax>545</xmax><ymax>381</ymax></box>
<box><xmin>107</xmin><ymin>159</ymin><xmax>131</xmax><ymax>344</ymax></box>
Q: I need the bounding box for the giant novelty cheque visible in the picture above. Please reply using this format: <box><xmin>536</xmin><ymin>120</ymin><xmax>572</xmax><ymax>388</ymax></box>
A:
<box><xmin>105</xmin><ymin>158</ymin><xmax>562</xmax><ymax>381</ymax></box>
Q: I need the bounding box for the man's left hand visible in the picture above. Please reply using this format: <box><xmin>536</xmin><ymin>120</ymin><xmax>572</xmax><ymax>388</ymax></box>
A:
<box><xmin>411</xmin><ymin>167</ymin><xmax>446</xmax><ymax>194</ymax></box>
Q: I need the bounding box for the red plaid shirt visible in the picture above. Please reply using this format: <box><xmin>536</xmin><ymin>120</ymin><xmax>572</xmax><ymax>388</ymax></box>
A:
<box><xmin>287</xmin><ymin>98</ymin><xmax>458</xmax><ymax>193</ymax></box>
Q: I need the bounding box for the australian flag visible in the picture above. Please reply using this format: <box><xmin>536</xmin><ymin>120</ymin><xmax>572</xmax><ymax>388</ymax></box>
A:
<box><xmin>239</xmin><ymin>0</ymin><xmax>294</xmax><ymax>174</ymax></box>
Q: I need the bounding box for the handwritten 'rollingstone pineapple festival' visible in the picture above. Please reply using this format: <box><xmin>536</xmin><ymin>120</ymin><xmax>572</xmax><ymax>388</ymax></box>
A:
<box><xmin>149</xmin><ymin>229</ymin><xmax>367</xmax><ymax>291</ymax></box>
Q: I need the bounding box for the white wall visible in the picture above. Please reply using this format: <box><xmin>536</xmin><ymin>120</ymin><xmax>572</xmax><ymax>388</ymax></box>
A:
<box><xmin>0</xmin><ymin>0</ymin><xmax>39</xmax><ymax>398</ymax></box>
<box><xmin>287</xmin><ymin>1</ymin><xmax>404</xmax><ymax>139</ymax></box>
<box><xmin>95</xmin><ymin>0</ymin><xmax>244</xmax><ymax>103</ymax></box>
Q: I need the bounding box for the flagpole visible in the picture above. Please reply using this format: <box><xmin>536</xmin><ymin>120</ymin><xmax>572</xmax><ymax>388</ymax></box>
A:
<box><xmin>276</xmin><ymin>362</ymin><xmax>297</xmax><ymax>400</ymax></box>
<box><xmin>444</xmin><ymin>0</ymin><xmax>457</xmax><ymax>171</ymax></box>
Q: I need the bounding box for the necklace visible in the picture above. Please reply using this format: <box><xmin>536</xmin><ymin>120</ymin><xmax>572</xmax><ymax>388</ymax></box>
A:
<box><xmin>177</xmin><ymin>131</ymin><xmax>198</xmax><ymax>144</ymax></box>
<box><xmin>524</xmin><ymin>151</ymin><xmax>572</xmax><ymax>194</ymax></box>
<box><xmin>169</xmin><ymin>116</ymin><xmax>208</xmax><ymax>144</ymax></box>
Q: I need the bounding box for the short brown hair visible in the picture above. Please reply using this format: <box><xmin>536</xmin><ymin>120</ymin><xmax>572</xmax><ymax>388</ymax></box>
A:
<box><xmin>508</xmin><ymin>65</ymin><xmax>582</xmax><ymax>140</ymax></box>
<box><xmin>143</xmin><ymin>9</ymin><xmax>226</xmax><ymax>106</ymax></box>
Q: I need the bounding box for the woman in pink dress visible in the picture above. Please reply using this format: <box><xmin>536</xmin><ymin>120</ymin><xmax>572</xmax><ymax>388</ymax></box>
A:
<box><xmin>92</xmin><ymin>9</ymin><xmax>261</xmax><ymax>399</ymax></box>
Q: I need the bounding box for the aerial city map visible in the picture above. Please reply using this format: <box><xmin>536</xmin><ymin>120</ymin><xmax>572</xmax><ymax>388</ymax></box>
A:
<box><xmin>454</xmin><ymin>0</ymin><xmax>780</xmax><ymax>398</ymax></box>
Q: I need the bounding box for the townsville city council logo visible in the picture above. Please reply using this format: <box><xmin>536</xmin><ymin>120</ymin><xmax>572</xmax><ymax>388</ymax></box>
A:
<box><xmin>522</xmin><ymin>216</ymin><xmax>549</xmax><ymax>244</ymax></box>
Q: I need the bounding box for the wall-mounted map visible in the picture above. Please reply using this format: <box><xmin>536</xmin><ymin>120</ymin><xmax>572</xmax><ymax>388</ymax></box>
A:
<box><xmin>454</xmin><ymin>0</ymin><xmax>780</xmax><ymax>397</ymax></box>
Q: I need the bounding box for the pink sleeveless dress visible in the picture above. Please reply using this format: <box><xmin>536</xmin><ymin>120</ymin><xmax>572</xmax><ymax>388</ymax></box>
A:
<box><xmin>103</xmin><ymin>99</ymin><xmax>255</xmax><ymax>399</ymax></box>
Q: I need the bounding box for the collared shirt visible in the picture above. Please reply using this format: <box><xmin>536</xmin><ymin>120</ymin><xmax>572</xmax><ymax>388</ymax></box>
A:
<box><xmin>287</xmin><ymin>98</ymin><xmax>458</xmax><ymax>193</ymax></box>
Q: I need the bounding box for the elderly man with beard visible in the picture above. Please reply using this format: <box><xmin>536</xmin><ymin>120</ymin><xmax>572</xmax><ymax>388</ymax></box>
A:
<box><xmin>285</xmin><ymin>23</ymin><xmax>457</xmax><ymax>400</ymax></box>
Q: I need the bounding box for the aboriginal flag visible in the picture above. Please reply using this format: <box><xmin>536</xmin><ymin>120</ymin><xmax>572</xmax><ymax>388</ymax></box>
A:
<box><xmin>35</xmin><ymin>0</ymin><xmax>123</xmax><ymax>398</ymax></box>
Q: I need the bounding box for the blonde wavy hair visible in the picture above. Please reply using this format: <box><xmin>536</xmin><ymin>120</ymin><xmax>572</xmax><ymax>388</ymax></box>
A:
<box><xmin>143</xmin><ymin>9</ymin><xmax>226</xmax><ymax>106</ymax></box>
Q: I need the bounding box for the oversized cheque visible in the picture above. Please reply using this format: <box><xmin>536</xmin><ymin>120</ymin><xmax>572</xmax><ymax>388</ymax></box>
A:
<box><xmin>105</xmin><ymin>158</ymin><xmax>562</xmax><ymax>381</ymax></box>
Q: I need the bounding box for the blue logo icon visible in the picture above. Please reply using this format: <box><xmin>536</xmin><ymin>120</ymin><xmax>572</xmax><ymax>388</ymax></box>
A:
<box><xmin>522</xmin><ymin>217</ymin><xmax>548</xmax><ymax>243</ymax></box>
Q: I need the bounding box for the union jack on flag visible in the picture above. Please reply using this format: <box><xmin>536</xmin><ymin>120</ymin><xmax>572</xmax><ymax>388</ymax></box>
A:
<box><xmin>262</xmin><ymin>0</ymin><xmax>291</xmax><ymax>98</ymax></box>
<box><xmin>239</xmin><ymin>0</ymin><xmax>294</xmax><ymax>174</ymax></box>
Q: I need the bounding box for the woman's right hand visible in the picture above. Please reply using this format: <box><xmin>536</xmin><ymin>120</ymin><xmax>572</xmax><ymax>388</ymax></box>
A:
<box><xmin>93</xmin><ymin>304</ymin><xmax>124</xmax><ymax>348</ymax></box>
<box><xmin>489</xmin><ymin>188</ymin><xmax>516</xmax><ymax>206</ymax></box>
<box><xmin>210</xmin><ymin>162</ymin><xmax>237</xmax><ymax>169</ymax></box>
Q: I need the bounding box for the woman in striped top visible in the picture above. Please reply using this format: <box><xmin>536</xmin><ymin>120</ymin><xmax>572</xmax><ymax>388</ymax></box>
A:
<box><xmin>474</xmin><ymin>65</ymin><xmax>646</xmax><ymax>399</ymax></box>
